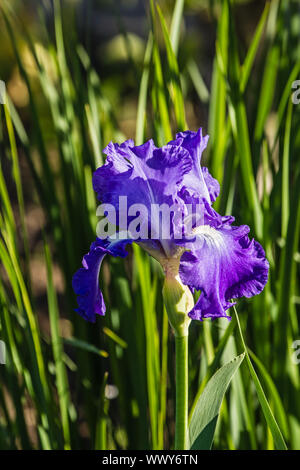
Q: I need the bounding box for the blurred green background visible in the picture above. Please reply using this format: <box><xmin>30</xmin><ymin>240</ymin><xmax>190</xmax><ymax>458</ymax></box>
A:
<box><xmin>0</xmin><ymin>0</ymin><xmax>299</xmax><ymax>450</ymax></box>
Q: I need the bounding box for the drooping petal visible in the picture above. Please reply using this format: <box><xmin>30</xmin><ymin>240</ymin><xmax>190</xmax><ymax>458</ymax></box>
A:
<box><xmin>179</xmin><ymin>210</ymin><xmax>269</xmax><ymax>320</ymax></box>
<box><xmin>72</xmin><ymin>237</ymin><xmax>132</xmax><ymax>322</ymax></box>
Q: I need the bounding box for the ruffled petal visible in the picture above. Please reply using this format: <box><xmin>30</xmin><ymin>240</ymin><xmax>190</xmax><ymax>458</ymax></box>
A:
<box><xmin>72</xmin><ymin>237</ymin><xmax>132</xmax><ymax>322</ymax></box>
<box><xmin>93</xmin><ymin>139</ymin><xmax>193</xmax><ymax>242</ymax></box>
<box><xmin>94</xmin><ymin>139</ymin><xmax>192</xmax><ymax>199</ymax></box>
<box><xmin>202</xmin><ymin>167</ymin><xmax>220</xmax><ymax>203</ymax></box>
<box><xmin>173</xmin><ymin>129</ymin><xmax>209</xmax><ymax>164</ymax></box>
<box><xmin>170</xmin><ymin>128</ymin><xmax>211</xmax><ymax>203</ymax></box>
<box><xmin>179</xmin><ymin>212</ymin><xmax>269</xmax><ymax>320</ymax></box>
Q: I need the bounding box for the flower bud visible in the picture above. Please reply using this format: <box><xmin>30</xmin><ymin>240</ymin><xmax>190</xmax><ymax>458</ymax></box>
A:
<box><xmin>162</xmin><ymin>272</ymin><xmax>193</xmax><ymax>337</ymax></box>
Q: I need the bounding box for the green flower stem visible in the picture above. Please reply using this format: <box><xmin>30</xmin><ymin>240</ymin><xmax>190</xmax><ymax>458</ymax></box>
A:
<box><xmin>161</xmin><ymin>268</ymin><xmax>192</xmax><ymax>450</ymax></box>
<box><xmin>175</xmin><ymin>333</ymin><xmax>189</xmax><ymax>450</ymax></box>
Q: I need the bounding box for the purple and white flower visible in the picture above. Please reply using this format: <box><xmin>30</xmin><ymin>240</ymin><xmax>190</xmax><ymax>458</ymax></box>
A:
<box><xmin>72</xmin><ymin>129</ymin><xmax>269</xmax><ymax>322</ymax></box>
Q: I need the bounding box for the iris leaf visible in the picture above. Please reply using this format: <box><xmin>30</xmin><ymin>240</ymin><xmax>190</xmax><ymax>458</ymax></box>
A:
<box><xmin>189</xmin><ymin>353</ymin><xmax>245</xmax><ymax>450</ymax></box>
<box><xmin>234</xmin><ymin>307</ymin><xmax>288</xmax><ymax>450</ymax></box>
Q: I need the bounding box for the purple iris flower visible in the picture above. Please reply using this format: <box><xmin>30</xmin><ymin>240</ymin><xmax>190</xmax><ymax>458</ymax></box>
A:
<box><xmin>72</xmin><ymin>129</ymin><xmax>269</xmax><ymax>322</ymax></box>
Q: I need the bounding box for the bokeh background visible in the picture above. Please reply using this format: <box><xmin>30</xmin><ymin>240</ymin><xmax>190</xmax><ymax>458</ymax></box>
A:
<box><xmin>0</xmin><ymin>0</ymin><xmax>300</xmax><ymax>450</ymax></box>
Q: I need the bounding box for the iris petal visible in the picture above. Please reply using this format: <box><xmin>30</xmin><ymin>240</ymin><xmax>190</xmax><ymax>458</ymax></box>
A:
<box><xmin>179</xmin><ymin>209</ymin><xmax>269</xmax><ymax>320</ymax></box>
<box><xmin>170</xmin><ymin>128</ymin><xmax>211</xmax><ymax>203</ymax></box>
<box><xmin>72</xmin><ymin>237</ymin><xmax>132</xmax><ymax>322</ymax></box>
<box><xmin>93</xmin><ymin>139</ymin><xmax>193</xmax><ymax>241</ymax></box>
<box><xmin>202</xmin><ymin>167</ymin><xmax>220</xmax><ymax>203</ymax></box>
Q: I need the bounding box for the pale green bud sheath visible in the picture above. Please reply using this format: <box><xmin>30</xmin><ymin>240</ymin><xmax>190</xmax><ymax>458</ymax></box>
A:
<box><xmin>162</xmin><ymin>266</ymin><xmax>193</xmax><ymax>337</ymax></box>
<box><xmin>161</xmin><ymin>258</ymin><xmax>193</xmax><ymax>450</ymax></box>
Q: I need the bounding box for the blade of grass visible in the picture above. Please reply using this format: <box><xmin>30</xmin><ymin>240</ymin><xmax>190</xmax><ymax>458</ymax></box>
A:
<box><xmin>240</xmin><ymin>2</ymin><xmax>270</xmax><ymax>93</ymax></box>
<box><xmin>281</xmin><ymin>100</ymin><xmax>292</xmax><ymax>239</ymax></box>
<box><xmin>45</xmin><ymin>240</ymin><xmax>72</xmax><ymax>449</ymax></box>
<box><xmin>248</xmin><ymin>348</ymin><xmax>289</xmax><ymax>440</ymax></box>
<box><xmin>209</xmin><ymin>0</ymin><xmax>229</xmax><ymax>184</ymax></box>
<box><xmin>157</xmin><ymin>4</ymin><xmax>186</xmax><ymax>131</ymax></box>
<box><xmin>170</xmin><ymin>0</ymin><xmax>185</xmax><ymax>56</ymax></box>
<box><xmin>233</xmin><ymin>306</ymin><xmax>287</xmax><ymax>450</ymax></box>
<box><xmin>135</xmin><ymin>33</ymin><xmax>153</xmax><ymax>145</ymax></box>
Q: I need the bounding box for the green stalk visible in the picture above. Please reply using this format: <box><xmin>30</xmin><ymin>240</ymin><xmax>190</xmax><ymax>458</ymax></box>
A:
<box><xmin>162</xmin><ymin>270</ymin><xmax>192</xmax><ymax>450</ymax></box>
<box><xmin>175</xmin><ymin>334</ymin><xmax>189</xmax><ymax>450</ymax></box>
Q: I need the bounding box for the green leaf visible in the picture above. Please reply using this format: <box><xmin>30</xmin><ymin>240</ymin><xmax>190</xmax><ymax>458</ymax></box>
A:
<box><xmin>45</xmin><ymin>240</ymin><xmax>72</xmax><ymax>450</ymax></box>
<box><xmin>226</xmin><ymin>6</ymin><xmax>263</xmax><ymax>240</ymax></box>
<box><xmin>170</xmin><ymin>0</ymin><xmax>184</xmax><ymax>56</ymax></box>
<box><xmin>156</xmin><ymin>4</ymin><xmax>186</xmax><ymax>131</ymax></box>
<box><xmin>63</xmin><ymin>337</ymin><xmax>109</xmax><ymax>358</ymax></box>
<box><xmin>240</xmin><ymin>1</ymin><xmax>270</xmax><ymax>93</ymax></box>
<box><xmin>189</xmin><ymin>353</ymin><xmax>245</xmax><ymax>450</ymax></box>
<box><xmin>135</xmin><ymin>33</ymin><xmax>153</xmax><ymax>145</ymax></box>
<box><xmin>187</xmin><ymin>59</ymin><xmax>210</xmax><ymax>104</ymax></box>
<box><xmin>209</xmin><ymin>0</ymin><xmax>229</xmax><ymax>184</ymax></box>
<box><xmin>248</xmin><ymin>349</ymin><xmax>289</xmax><ymax>440</ymax></box>
<box><xmin>103</xmin><ymin>327</ymin><xmax>128</xmax><ymax>349</ymax></box>
<box><xmin>234</xmin><ymin>307</ymin><xmax>288</xmax><ymax>450</ymax></box>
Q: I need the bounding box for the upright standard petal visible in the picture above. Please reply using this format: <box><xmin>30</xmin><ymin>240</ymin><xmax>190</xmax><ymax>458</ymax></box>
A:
<box><xmin>171</xmin><ymin>128</ymin><xmax>211</xmax><ymax>203</ymax></box>
<box><xmin>72</xmin><ymin>237</ymin><xmax>131</xmax><ymax>322</ymax></box>
<box><xmin>93</xmin><ymin>139</ymin><xmax>193</xmax><ymax>243</ymax></box>
<box><xmin>202</xmin><ymin>167</ymin><xmax>220</xmax><ymax>203</ymax></box>
<box><xmin>179</xmin><ymin>204</ymin><xmax>269</xmax><ymax>320</ymax></box>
